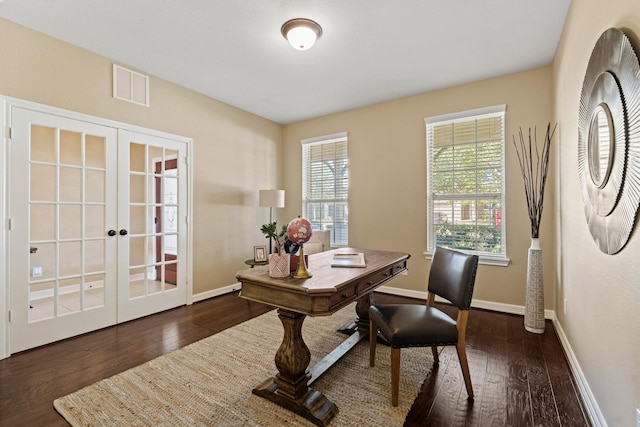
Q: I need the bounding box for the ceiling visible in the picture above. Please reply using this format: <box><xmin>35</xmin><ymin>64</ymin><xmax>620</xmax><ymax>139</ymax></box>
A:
<box><xmin>0</xmin><ymin>0</ymin><xmax>571</xmax><ymax>124</ymax></box>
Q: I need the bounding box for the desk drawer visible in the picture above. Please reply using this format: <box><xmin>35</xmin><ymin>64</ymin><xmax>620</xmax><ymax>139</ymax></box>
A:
<box><xmin>330</xmin><ymin>283</ymin><xmax>358</xmax><ymax>306</ymax></box>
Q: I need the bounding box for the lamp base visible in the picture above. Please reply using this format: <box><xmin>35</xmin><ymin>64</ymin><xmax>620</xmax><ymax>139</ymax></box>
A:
<box><xmin>292</xmin><ymin>246</ymin><xmax>312</xmax><ymax>279</ymax></box>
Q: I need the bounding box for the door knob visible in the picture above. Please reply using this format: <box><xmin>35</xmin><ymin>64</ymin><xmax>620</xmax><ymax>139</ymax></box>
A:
<box><xmin>119</xmin><ymin>229</ymin><xmax>128</xmax><ymax>236</ymax></box>
<box><xmin>108</xmin><ymin>230</ymin><xmax>117</xmax><ymax>236</ymax></box>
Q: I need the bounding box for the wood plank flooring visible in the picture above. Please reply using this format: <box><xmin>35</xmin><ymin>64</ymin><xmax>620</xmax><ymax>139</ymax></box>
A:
<box><xmin>0</xmin><ymin>292</ymin><xmax>590</xmax><ymax>426</ymax></box>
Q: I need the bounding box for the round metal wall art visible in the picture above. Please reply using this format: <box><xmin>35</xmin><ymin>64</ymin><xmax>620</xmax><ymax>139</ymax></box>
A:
<box><xmin>578</xmin><ymin>27</ymin><xmax>640</xmax><ymax>254</ymax></box>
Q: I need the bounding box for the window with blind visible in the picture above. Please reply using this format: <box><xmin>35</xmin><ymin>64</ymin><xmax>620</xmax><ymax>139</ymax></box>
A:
<box><xmin>425</xmin><ymin>105</ymin><xmax>508</xmax><ymax>265</ymax></box>
<box><xmin>301</xmin><ymin>132</ymin><xmax>348</xmax><ymax>247</ymax></box>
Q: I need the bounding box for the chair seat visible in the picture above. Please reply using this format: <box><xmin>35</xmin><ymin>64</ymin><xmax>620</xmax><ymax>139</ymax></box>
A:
<box><xmin>370</xmin><ymin>304</ymin><xmax>458</xmax><ymax>348</ymax></box>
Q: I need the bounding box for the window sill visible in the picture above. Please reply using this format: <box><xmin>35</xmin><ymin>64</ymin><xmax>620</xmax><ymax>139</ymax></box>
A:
<box><xmin>423</xmin><ymin>251</ymin><xmax>510</xmax><ymax>267</ymax></box>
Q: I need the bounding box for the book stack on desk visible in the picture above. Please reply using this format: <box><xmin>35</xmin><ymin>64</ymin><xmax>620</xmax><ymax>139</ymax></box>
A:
<box><xmin>331</xmin><ymin>252</ymin><xmax>366</xmax><ymax>268</ymax></box>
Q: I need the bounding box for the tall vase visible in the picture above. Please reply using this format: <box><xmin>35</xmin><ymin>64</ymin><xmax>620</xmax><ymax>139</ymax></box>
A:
<box><xmin>524</xmin><ymin>238</ymin><xmax>545</xmax><ymax>333</ymax></box>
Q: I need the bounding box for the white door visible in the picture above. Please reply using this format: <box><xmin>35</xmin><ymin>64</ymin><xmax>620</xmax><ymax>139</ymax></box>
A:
<box><xmin>116</xmin><ymin>130</ymin><xmax>188</xmax><ymax>322</ymax></box>
<box><xmin>10</xmin><ymin>107</ymin><xmax>118</xmax><ymax>353</ymax></box>
<box><xmin>9</xmin><ymin>111</ymin><xmax>190</xmax><ymax>353</ymax></box>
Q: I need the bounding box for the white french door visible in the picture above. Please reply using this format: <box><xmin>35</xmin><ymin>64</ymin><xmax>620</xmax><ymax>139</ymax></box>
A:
<box><xmin>9</xmin><ymin>107</ymin><xmax>189</xmax><ymax>353</ymax></box>
<box><xmin>10</xmin><ymin>108</ymin><xmax>118</xmax><ymax>353</ymax></box>
<box><xmin>117</xmin><ymin>130</ymin><xmax>187</xmax><ymax>322</ymax></box>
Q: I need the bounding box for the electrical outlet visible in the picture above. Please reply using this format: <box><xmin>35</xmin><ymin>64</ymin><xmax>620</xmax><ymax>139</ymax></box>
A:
<box><xmin>32</xmin><ymin>266</ymin><xmax>42</xmax><ymax>278</ymax></box>
<box><xmin>564</xmin><ymin>298</ymin><xmax>567</xmax><ymax>315</ymax></box>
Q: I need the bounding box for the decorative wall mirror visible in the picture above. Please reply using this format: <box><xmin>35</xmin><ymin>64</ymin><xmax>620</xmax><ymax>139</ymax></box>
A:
<box><xmin>587</xmin><ymin>103</ymin><xmax>613</xmax><ymax>189</ymax></box>
<box><xmin>578</xmin><ymin>28</ymin><xmax>640</xmax><ymax>254</ymax></box>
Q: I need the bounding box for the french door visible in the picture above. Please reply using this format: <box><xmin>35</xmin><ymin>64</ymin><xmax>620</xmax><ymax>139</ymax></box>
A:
<box><xmin>117</xmin><ymin>130</ymin><xmax>187</xmax><ymax>323</ymax></box>
<box><xmin>9</xmin><ymin>107</ymin><xmax>189</xmax><ymax>353</ymax></box>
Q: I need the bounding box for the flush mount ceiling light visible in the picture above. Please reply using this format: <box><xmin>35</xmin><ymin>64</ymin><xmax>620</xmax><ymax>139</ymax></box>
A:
<box><xmin>281</xmin><ymin>18</ymin><xmax>322</xmax><ymax>51</ymax></box>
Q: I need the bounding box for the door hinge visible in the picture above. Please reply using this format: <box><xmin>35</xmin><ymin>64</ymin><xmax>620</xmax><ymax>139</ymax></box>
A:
<box><xmin>7</xmin><ymin>127</ymin><xmax>11</xmax><ymax>140</ymax></box>
<box><xmin>8</xmin><ymin>310</ymin><xmax>11</xmax><ymax>322</ymax></box>
<box><xmin>7</xmin><ymin>218</ymin><xmax>11</xmax><ymax>231</ymax></box>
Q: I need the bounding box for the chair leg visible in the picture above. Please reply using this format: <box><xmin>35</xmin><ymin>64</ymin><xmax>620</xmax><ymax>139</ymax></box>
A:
<box><xmin>456</xmin><ymin>341</ymin><xmax>474</xmax><ymax>399</ymax></box>
<box><xmin>391</xmin><ymin>347</ymin><xmax>400</xmax><ymax>406</ymax></box>
<box><xmin>431</xmin><ymin>345</ymin><xmax>439</xmax><ymax>366</ymax></box>
<box><xmin>369</xmin><ymin>320</ymin><xmax>376</xmax><ymax>367</ymax></box>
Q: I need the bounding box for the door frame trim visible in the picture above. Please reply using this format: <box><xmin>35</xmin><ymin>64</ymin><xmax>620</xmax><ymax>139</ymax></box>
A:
<box><xmin>0</xmin><ymin>95</ymin><xmax>194</xmax><ymax>359</ymax></box>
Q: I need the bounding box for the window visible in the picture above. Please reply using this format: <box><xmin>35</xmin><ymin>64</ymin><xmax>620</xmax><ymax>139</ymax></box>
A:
<box><xmin>302</xmin><ymin>132</ymin><xmax>348</xmax><ymax>247</ymax></box>
<box><xmin>425</xmin><ymin>105</ymin><xmax>508</xmax><ymax>266</ymax></box>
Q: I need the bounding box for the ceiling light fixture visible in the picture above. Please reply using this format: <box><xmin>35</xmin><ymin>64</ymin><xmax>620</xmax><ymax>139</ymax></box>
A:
<box><xmin>281</xmin><ymin>18</ymin><xmax>322</xmax><ymax>51</ymax></box>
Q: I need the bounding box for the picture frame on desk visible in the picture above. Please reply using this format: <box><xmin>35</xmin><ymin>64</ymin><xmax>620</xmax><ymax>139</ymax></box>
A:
<box><xmin>254</xmin><ymin>245</ymin><xmax>267</xmax><ymax>262</ymax></box>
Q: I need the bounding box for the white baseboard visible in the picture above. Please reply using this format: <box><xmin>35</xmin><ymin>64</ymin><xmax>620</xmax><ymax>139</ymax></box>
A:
<box><xmin>191</xmin><ymin>282</ymin><xmax>242</xmax><ymax>303</ymax></box>
<box><xmin>551</xmin><ymin>318</ymin><xmax>607</xmax><ymax>427</ymax></box>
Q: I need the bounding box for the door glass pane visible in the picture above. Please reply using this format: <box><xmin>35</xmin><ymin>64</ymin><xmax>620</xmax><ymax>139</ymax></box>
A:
<box><xmin>148</xmin><ymin>266</ymin><xmax>163</xmax><ymax>295</ymax></box>
<box><xmin>59</xmin><ymin>278</ymin><xmax>81</xmax><ymax>315</ymax></box>
<box><xmin>84</xmin><ymin>274</ymin><xmax>105</xmax><ymax>309</ymax></box>
<box><xmin>129</xmin><ymin>236</ymin><xmax>146</xmax><ymax>267</ymax></box>
<box><xmin>164</xmin><ymin>206</ymin><xmax>178</xmax><ymax>236</ymax></box>
<box><xmin>30</xmin><ymin>164</ymin><xmax>56</xmax><ymax>202</ymax></box>
<box><xmin>150</xmin><ymin>146</ymin><xmax>163</xmax><ymax>173</ymax></box>
<box><xmin>59</xmin><ymin>241</ymin><xmax>82</xmax><ymax>276</ymax></box>
<box><xmin>59</xmin><ymin>167</ymin><xmax>82</xmax><ymax>202</ymax></box>
<box><xmin>85</xmin><ymin>205</ymin><xmax>105</xmax><ymax>238</ymax></box>
<box><xmin>130</xmin><ymin>143</ymin><xmax>146</xmax><ymax>173</ymax></box>
<box><xmin>85</xmin><ymin>135</ymin><xmax>105</xmax><ymax>168</ymax></box>
<box><xmin>129</xmin><ymin>267</ymin><xmax>146</xmax><ymax>298</ymax></box>
<box><xmin>164</xmin><ymin>150</ymin><xmax>178</xmax><ymax>176</ymax></box>
<box><xmin>29</xmin><ymin>281</ymin><xmax>55</xmax><ymax>322</ymax></box>
<box><xmin>31</xmin><ymin>242</ymin><xmax>55</xmax><ymax>281</ymax></box>
<box><xmin>60</xmin><ymin>130</ymin><xmax>82</xmax><ymax>166</ymax></box>
<box><xmin>60</xmin><ymin>205</ymin><xmax>82</xmax><ymax>239</ymax></box>
<box><xmin>84</xmin><ymin>240</ymin><xmax>105</xmax><ymax>273</ymax></box>
<box><xmin>165</xmin><ymin>260</ymin><xmax>177</xmax><ymax>287</ymax></box>
<box><xmin>30</xmin><ymin>204</ymin><xmax>55</xmax><ymax>241</ymax></box>
<box><xmin>130</xmin><ymin>174</ymin><xmax>146</xmax><ymax>203</ymax></box>
<box><xmin>130</xmin><ymin>205</ymin><xmax>146</xmax><ymax>235</ymax></box>
<box><xmin>164</xmin><ymin>176</ymin><xmax>178</xmax><ymax>205</ymax></box>
<box><xmin>85</xmin><ymin>170</ymin><xmax>105</xmax><ymax>203</ymax></box>
<box><xmin>30</xmin><ymin>125</ymin><xmax>56</xmax><ymax>163</ymax></box>
<box><xmin>164</xmin><ymin>233</ymin><xmax>178</xmax><ymax>257</ymax></box>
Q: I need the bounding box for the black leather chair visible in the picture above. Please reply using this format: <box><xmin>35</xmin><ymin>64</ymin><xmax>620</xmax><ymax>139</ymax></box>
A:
<box><xmin>369</xmin><ymin>246</ymin><xmax>479</xmax><ymax>406</ymax></box>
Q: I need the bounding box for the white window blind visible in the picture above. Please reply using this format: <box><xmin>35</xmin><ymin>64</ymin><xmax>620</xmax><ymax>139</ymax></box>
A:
<box><xmin>425</xmin><ymin>105</ymin><xmax>507</xmax><ymax>263</ymax></box>
<box><xmin>301</xmin><ymin>132</ymin><xmax>348</xmax><ymax>247</ymax></box>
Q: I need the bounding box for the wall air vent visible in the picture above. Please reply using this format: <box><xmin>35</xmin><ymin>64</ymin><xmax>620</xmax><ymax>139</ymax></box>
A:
<box><xmin>113</xmin><ymin>64</ymin><xmax>149</xmax><ymax>106</ymax></box>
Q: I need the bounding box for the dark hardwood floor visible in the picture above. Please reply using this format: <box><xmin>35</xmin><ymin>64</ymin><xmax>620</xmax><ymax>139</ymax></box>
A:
<box><xmin>0</xmin><ymin>292</ymin><xmax>590</xmax><ymax>426</ymax></box>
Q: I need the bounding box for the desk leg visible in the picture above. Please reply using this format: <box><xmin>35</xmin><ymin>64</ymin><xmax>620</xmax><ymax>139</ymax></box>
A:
<box><xmin>337</xmin><ymin>292</ymin><xmax>376</xmax><ymax>335</ymax></box>
<box><xmin>252</xmin><ymin>309</ymin><xmax>338</xmax><ymax>427</ymax></box>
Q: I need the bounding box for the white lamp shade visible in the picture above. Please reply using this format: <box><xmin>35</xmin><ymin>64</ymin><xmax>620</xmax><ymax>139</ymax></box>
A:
<box><xmin>259</xmin><ymin>190</ymin><xmax>285</xmax><ymax>208</ymax></box>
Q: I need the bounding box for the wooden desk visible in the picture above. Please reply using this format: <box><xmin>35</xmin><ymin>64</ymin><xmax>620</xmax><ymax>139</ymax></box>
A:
<box><xmin>236</xmin><ymin>248</ymin><xmax>409</xmax><ymax>426</ymax></box>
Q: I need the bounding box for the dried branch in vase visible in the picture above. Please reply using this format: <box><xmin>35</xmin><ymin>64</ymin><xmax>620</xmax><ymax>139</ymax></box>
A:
<box><xmin>513</xmin><ymin>123</ymin><xmax>557</xmax><ymax>238</ymax></box>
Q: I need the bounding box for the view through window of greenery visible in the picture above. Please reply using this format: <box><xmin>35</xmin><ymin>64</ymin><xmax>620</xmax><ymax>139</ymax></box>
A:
<box><xmin>301</xmin><ymin>133</ymin><xmax>348</xmax><ymax>247</ymax></box>
<box><xmin>426</xmin><ymin>107</ymin><xmax>505</xmax><ymax>257</ymax></box>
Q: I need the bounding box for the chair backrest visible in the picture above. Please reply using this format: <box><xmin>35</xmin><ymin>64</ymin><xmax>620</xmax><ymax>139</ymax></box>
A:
<box><xmin>305</xmin><ymin>230</ymin><xmax>330</xmax><ymax>254</ymax></box>
<box><xmin>427</xmin><ymin>246</ymin><xmax>479</xmax><ymax>310</ymax></box>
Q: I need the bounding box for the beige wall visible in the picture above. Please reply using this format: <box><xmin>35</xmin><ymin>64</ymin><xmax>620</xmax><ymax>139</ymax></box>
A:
<box><xmin>0</xmin><ymin>18</ymin><xmax>283</xmax><ymax>295</ymax></box>
<box><xmin>552</xmin><ymin>0</ymin><xmax>640</xmax><ymax>424</ymax></box>
<box><xmin>283</xmin><ymin>67</ymin><xmax>555</xmax><ymax>309</ymax></box>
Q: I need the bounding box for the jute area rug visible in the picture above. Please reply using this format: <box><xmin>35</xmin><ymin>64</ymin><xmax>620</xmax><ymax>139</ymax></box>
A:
<box><xmin>54</xmin><ymin>303</ymin><xmax>434</xmax><ymax>426</ymax></box>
